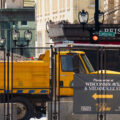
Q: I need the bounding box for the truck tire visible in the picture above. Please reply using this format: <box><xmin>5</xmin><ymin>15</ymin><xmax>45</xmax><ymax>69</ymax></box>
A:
<box><xmin>35</xmin><ymin>111</ymin><xmax>42</xmax><ymax>119</ymax></box>
<box><xmin>10</xmin><ymin>96</ymin><xmax>34</xmax><ymax>120</ymax></box>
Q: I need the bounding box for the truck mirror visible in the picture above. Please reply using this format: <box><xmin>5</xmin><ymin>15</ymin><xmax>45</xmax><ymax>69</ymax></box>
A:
<box><xmin>72</xmin><ymin>55</ymin><xmax>79</xmax><ymax>73</ymax></box>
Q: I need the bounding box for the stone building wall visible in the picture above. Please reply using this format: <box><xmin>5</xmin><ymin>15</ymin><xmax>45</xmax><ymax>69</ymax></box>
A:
<box><xmin>104</xmin><ymin>0</ymin><xmax>120</xmax><ymax>24</ymax></box>
<box><xmin>5</xmin><ymin>0</ymin><xmax>24</xmax><ymax>8</ymax></box>
<box><xmin>35</xmin><ymin>0</ymin><xmax>105</xmax><ymax>55</ymax></box>
<box><xmin>0</xmin><ymin>0</ymin><xmax>24</xmax><ymax>9</ymax></box>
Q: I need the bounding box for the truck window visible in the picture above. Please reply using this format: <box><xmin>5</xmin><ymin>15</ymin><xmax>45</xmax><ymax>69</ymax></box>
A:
<box><xmin>81</xmin><ymin>54</ymin><xmax>95</xmax><ymax>72</ymax></box>
<box><xmin>61</xmin><ymin>55</ymin><xmax>73</xmax><ymax>72</ymax></box>
<box><xmin>79</xmin><ymin>58</ymin><xmax>86</xmax><ymax>73</ymax></box>
<box><xmin>61</xmin><ymin>55</ymin><xmax>86</xmax><ymax>73</ymax></box>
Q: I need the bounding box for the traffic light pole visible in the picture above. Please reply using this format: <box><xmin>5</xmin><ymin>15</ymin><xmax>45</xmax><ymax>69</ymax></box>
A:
<box><xmin>95</xmin><ymin>1</ymin><xmax>103</xmax><ymax>120</ymax></box>
<box><xmin>89</xmin><ymin>0</ymin><xmax>100</xmax><ymax>44</ymax></box>
<box><xmin>95</xmin><ymin>0</ymin><xmax>100</xmax><ymax>32</ymax></box>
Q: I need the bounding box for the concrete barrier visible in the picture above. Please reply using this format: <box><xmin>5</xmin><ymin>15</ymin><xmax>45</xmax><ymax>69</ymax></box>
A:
<box><xmin>47</xmin><ymin>100</ymin><xmax>120</xmax><ymax>120</ymax></box>
<box><xmin>0</xmin><ymin>103</ymin><xmax>17</xmax><ymax>120</ymax></box>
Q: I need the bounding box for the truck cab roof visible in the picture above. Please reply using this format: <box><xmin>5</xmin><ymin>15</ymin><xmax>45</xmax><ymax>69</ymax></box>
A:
<box><xmin>58</xmin><ymin>50</ymin><xmax>85</xmax><ymax>55</ymax></box>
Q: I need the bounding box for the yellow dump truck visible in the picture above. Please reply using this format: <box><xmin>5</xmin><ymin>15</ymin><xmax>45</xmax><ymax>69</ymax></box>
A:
<box><xmin>0</xmin><ymin>49</ymin><xmax>120</xmax><ymax>120</ymax></box>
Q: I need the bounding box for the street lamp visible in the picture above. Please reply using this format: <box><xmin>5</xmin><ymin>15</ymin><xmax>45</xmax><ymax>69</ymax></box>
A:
<box><xmin>24</xmin><ymin>30</ymin><xmax>32</xmax><ymax>41</ymax></box>
<box><xmin>24</xmin><ymin>30</ymin><xmax>32</xmax><ymax>46</ymax></box>
<box><xmin>78</xmin><ymin>10</ymin><xmax>89</xmax><ymax>31</ymax></box>
<box><xmin>78</xmin><ymin>10</ymin><xmax>89</xmax><ymax>24</ymax></box>
<box><xmin>12</xmin><ymin>30</ymin><xmax>20</xmax><ymax>46</ymax></box>
<box><xmin>98</xmin><ymin>11</ymin><xmax>104</xmax><ymax>24</ymax></box>
<box><xmin>12</xmin><ymin>29</ymin><xmax>32</xmax><ymax>55</ymax></box>
<box><xmin>0</xmin><ymin>37</ymin><xmax>6</xmax><ymax>47</ymax></box>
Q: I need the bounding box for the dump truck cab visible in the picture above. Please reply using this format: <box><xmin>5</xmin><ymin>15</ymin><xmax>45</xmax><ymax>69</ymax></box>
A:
<box><xmin>57</xmin><ymin>49</ymin><xmax>120</xmax><ymax>96</ymax></box>
<box><xmin>56</xmin><ymin>50</ymin><xmax>94</xmax><ymax>96</ymax></box>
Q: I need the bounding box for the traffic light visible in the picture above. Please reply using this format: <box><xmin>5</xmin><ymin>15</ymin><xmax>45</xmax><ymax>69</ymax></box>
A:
<box><xmin>90</xmin><ymin>32</ymin><xmax>99</xmax><ymax>44</ymax></box>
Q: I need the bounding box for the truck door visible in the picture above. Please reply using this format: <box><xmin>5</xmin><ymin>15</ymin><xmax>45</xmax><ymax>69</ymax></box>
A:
<box><xmin>57</xmin><ymin>53</ymin><xmax>87</xmax><ymax>96</ymax></box>
<box><xmin>57</xmin><ymin>54</ymin><xmax>74</xmax><ymax>96</ymax></box>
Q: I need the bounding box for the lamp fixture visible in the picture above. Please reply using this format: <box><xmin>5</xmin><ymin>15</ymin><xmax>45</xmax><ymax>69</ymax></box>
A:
<box><xmin>24</xmin><ymin>30</ymin><xmax>32</xmax><ymax>41</ymax></box>
<box><xmin>78</xmin><ymin>10</ymin><xmax>89</xmax><ymax>24</ymax></box>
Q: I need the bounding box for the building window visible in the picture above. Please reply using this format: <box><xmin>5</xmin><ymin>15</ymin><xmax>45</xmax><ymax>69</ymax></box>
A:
<box><xmin>53</xmin><ymin>0</ymin><xmax>57</xmax><ymax>13</ymax></box>
<box><xmin>21</xmin><ymin>21</ymin><xmax>27</xmax><ymax>26</ymax></box>
<box><xmin>12</xmin><ymin>21</ymin><xmax>16</xmax><ymax>28</ymax></box>
<box><xmin>38</xmin><ymin>32</ymin><xmax>43</xmax><ymax>53</ymax></box>
<box><xmin>38</xmin><ymin>32</ymin><xmax>42</xmax><ymax>47</ymax></box>
<box><xmin>36</xmin><ymin>0</ymin><xmax>39</xmax><ymax>15</ymax></box>
<box><xmin>40</xmin><ymin>0</ymin><xmax>42</xmax><ymax>16</ymax></box>
<box><xmin>59</xmin><ymin>0</ymin><xmax>65</xmax><ymax>12</ymax></box>
<box><xmin>89</xmin><ymin>0</ymin><xmax>100</xmax><ymax>7</ymax></box>
<box><xmin>89</xmin><ymin>0</ymin><xmax>95</xmax><ymax>7</ymax></box>
<box><xmin>67</xmin><ymin>0</ymin><xmax>70</xmax><ymax>10</ymax></box>
<box><xmin>13</xmin><ymin>21</ymin><xmax>15</xmax><ymax>25</ymax></box>
<box><xmin>45</xmin><ymin>0</ymin><xmax>50</xmax><ymax>15</ymax></box>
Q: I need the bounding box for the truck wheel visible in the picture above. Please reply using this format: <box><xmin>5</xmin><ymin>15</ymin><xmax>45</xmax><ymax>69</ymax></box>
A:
<box><xmin>10</xmin><ymin>97</ymin><xmax>33</xmax><ymax>120</ymax></box>
<box><xmin>35</xmin><ymin>112</ymin><xmax>42</xmax><ymax>119</ymax></box>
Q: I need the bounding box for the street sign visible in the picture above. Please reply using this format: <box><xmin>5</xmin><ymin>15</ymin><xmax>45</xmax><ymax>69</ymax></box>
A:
<box><xmin>73</xmin><ymin>74</ymin><xmax>120</xmax><ymax>114</ymax></box>
<box><xmin>99</xmin><ymin>31</ymin><xmax>115</xmax><ymax>37</ymax></box>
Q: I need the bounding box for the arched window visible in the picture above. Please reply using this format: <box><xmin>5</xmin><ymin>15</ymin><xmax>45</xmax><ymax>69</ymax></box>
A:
<box><xmin>67</xmin><ymin>0</ymin><xmax>70</xmax><ymax>10</ymax></box>
<box><xmin>40</xmin><ymin>0</ymin><xmax>42</xmax><ymax>16</ymax></box>
<box><xmin>53</xmin><ymin>0</ymin><xmax>57</xmax><ymax>13</ymax></box>
<box><xmin>45</xmin><ymin>0</ymin><xmax>50</xmax><ymax>15</ymax></box>
<box><xmin>59</xmin><ymin>0</ymin><xmax>65</xmax><ymax>12</ymax></box>
<box><xmin>37</xmin><ymin>32</ymin><xmax>43</xmax><ymax>53</ymax></box>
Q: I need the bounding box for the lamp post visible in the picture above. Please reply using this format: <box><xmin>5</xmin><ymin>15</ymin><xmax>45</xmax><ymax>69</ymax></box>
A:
<box><xmin>12</xmin><ymin>29</ymin><xmax>32</xmax><ymax>55</ymax></box>
<box><xmin>94</xmin><ymin>0</ymin><xmax>104</xmax><ymax>30</ymax></box>
<box><xmin>78</xmin><ymin>9</ymin><xmax>104</xmax><ymax>43</ymax></box>
<box><xmin>95</xmin><ymin>0</ymin><xmax>99</xmax><ymax>31</ymax></box>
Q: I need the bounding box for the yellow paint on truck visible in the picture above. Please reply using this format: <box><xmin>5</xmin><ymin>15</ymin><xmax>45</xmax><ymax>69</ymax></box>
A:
<box><xmin>0</xmin><ymin>50</ymin><xmax>120</xmax><ymax>96</ymax></box>
<box><xmin>0</xmin><ymin>51</ymin><xmax>50</xmax><ymax>94</ymax></box>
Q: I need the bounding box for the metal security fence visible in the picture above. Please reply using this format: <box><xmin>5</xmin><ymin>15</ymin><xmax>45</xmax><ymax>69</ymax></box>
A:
<box><xmin>50</xmin><ymin>44</ymin><xmax>120</xmax><ymax>120</ymax></box>
<box><xmin>0</xmin><ymin>46</ymin><xmax>55</xmax><ymax>120</ymax></box>
<box><xmin>0</xmin><ymin>48</ymin><xmax>6</xmax><ymax>120</ymax></box>
<box><xmin>1</xmin><ymin>44</ymin><xmax>120</xmax><ymax>120</ymax></box>
<box><xmin>10</xmin><ymin>47</ymin><xmax>54</xmax><ymax>120</ymax></box>
<box><xmin>0</xmin><ymin>13</ymin><xmax>35</xmax><ymax>119</ymax></box>
<box><xmin>0</xmin><ymin>48</ymin><xmax>17</xmax><ymax>120</ymax></box>
<box><xmin>0</xmin><ymin>41</ymin><xmax>56</xmax><ymax>119</ymax></box>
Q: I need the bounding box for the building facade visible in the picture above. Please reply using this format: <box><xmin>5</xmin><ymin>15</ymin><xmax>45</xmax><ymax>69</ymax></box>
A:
<box><xmin>104</xmin><ymin>0</ymin><xmax>120</xmax><ymax>24</ymax></box>
<box><xmin>35</xmin><ymin>0</ymin><xmax>105</xmax><ymax>55</ymax></box>
<box><xmin>0</xmin><ymin>0</ymin><xmax>35</xmax><ymax>9</ymax></box>
<box><xmin>0</xmin><ymin>0</ymin><xmax>35</xmax><ymax>57</ymax></box>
